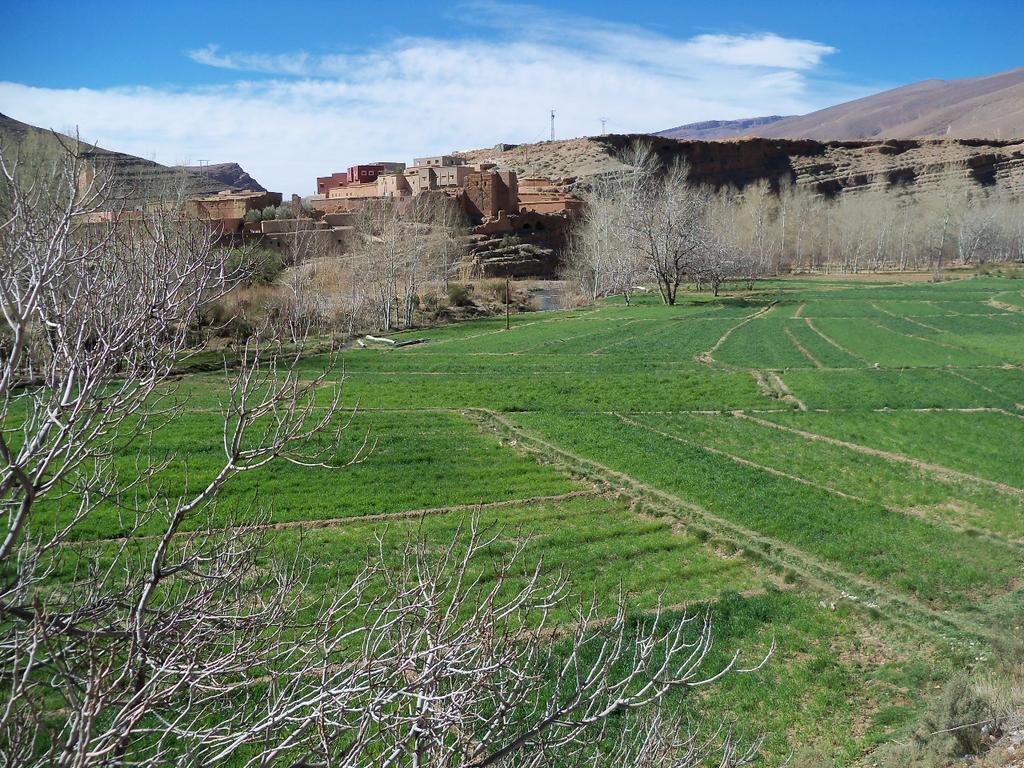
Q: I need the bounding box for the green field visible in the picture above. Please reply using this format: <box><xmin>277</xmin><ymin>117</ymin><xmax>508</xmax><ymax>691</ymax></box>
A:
<box><xmin>55</xmin><ymin>276</ymin><xmax>1024</xmax><ymax>763</ymax></box>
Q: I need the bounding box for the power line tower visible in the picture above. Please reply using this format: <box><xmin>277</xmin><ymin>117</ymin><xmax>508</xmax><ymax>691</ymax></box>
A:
<box><xmin>600</xmin><ymin>117</ymin><xmax>608</xmax><ymax>135</ymax></box>
<box><xmin>550</xmin><ymin>109</ymin><xmax>555</xmax><ymax>141</ymax></box>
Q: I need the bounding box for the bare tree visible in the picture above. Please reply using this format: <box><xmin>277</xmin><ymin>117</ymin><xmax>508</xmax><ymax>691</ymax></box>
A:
<box><xmin>351</xmin><ymin>195</ymin><xmax>466</xmax><ymax>332</ymax></box>
<box><xmin>958</xmin><ymin>189</ymin><xmax>999</xmax><ymax>265</ymax></box>
<box><xmin>700</xmin><ymin>189</ymin><xmax>759</xmax><ymax>296</ymax></box>
<box><xmin>181</xmin><ymin>520</ymin><xmax>770</xmax><ymax>768</ymax></box>
<box><xmin>566</xmin><ymin>173</ymin><xmax>641</xmax><ymax>305</ymax></box>
<box><xmin>620</xmin><ymin>153</ymin><xmax>710</xmax><ymax>306</ymax></box>
<box><xmin>0</xmin><ymin>139</ymin><xmax>359</xmax><ymax>767</ymax></box>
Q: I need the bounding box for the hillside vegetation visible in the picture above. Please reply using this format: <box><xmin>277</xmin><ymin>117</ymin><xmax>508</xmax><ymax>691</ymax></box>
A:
<box><xmin>0</xmin><ymin>111</ymin><xmax>265</xmax><ymax>201</ymax></box>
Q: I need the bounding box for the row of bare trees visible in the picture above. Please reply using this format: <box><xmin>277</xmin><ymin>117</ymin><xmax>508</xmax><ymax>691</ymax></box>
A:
<box><xmin>567</xmin><ymin>144</ymin><xmax>1024</xmax><ymax>304</ymax></box>
<box><xmin>247</xmin><ymin>194</ymin><xmax>469</xmax><ymax>339</ymax></box>
<box><xmin>349</xmin><ymin>194</ymin><xmax>467</xmax><ymax>332</ymax></box>
<box><xmin>565</xmin><ymin>146</ymin><xmax>761</xmax><ymax>306</ymax></box>
<box><xmin>740</xmin><ymin>175</ymin><xmax>1024</xmax><ymax>275</ymax></box>
<box><xmin>0</xmin><ymin>143</ymin><xmax>767</xmax><ymax>765</ymax></box>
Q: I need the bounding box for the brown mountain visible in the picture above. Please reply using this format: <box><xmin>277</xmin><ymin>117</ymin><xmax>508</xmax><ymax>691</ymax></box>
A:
<box><xmin>653</xmin><ymin>116</ymin><xmax>791</xmax><ymax>140</ymax></box>
<box><xmin>749</xmin><ymin>67</ymin><xmax>1024</xmax><ymax>140</ymax></box>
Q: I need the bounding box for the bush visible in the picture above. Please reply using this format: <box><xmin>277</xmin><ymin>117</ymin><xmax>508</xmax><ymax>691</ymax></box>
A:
<box><xmin>421</xmin><ymin>292</ymin><xmax>441</xmax><ymax>312</ymax></box>
<box><xmin>482</xmin><ymin>279</ymin><xmax>510</xmax><ymax>303</ymax></box>
<box><xmin>910</xmin><ymin>674</ymin><xmax>996</xmax><ymax>760</ymax></box>
<box><xmin>447</xmin><ymin>283</ymin><xmax>473</xmax><ymax>307</ymax></box>
<box><xmin>225</xmin><ymin>247</ymin><xmax>285</xmax><ymax>285</ymax></box>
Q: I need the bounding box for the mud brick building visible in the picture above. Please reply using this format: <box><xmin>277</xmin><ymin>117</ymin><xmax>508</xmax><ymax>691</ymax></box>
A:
<box><xmin>462</xmin><ymin>169</ymin><xmax>518</xmax><ymax>222</ymax></box>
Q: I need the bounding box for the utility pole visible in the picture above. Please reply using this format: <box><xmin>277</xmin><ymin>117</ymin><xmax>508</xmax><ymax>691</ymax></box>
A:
<box><xmin>600</xmin><ymin>117</ymin><xmax>607</xmax><ymax>135</ymax></box>
<box><xmin>550</xmin><ymin>109</ymin><xmax>555</xmax><ymax>141</ymax></box>
<box><xmin>505</xmin><ymin>276</ymin><xmax>511</xmax><ymax>330</ymax></box>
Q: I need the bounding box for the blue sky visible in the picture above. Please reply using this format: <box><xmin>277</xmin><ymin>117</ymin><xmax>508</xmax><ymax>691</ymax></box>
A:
<box><xmin>2</xmin><ymin>0</ymin><xmax>1020</xmax><ymax>194</ymax></box>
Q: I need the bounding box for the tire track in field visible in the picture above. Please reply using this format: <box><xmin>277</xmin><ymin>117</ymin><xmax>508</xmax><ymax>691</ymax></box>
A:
<box><xmin>616</xmin><ymin>413</ymin><xmax>877</xmax><ymax>504</ymax></box>
<box><xmin>734</xmin><ymin>412</ymin><xmax>1024</xmax><ymax>498</ymax></box>
<box><xmin>871</xmin><ymin>303</ymin><xmax>949</xmax><ymax>333</ymax></box>
<box><xmin>803</xmin><ymin>318</ymin><xmax>872</xmax><ymax>365</ymax></box>
<box><xmin>422</xmin><ymin>307</ymin><xmax>604</xmax><ymax>347</ymax></box>
<box><xmin>695</xmin><ymin>302</ymin><xmax>778</xmax><ymax>365</ymax></box>
<box><xmin>513</xmin><ymin>318</ymin><xmax>642</xmax><ymax>355</ymax></box>
<box><xmin>584</xmin><ymin>318</ymin><xmax>659</xmax><ymax>355</ymax></box>
<box><xmin>468</xmin><ymin>408</ymin><xmax>1003</xmax><ymax>643</ymax></box>
<box><xmin>56</xmin><ymin>490</ymin><xmax>602</xmax><ymax>548</ymax></box>
<box><xmin>870</xmin><ymin>320</ymin><xmax>962</xmax><ymax>351</ymax></box>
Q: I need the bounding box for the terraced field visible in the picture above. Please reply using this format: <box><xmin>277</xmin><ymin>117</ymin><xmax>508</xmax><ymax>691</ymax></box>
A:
<box><xmin>69</xmin><ymin>276</ymin><xmax>1024</xmax><ymax>763</ymax></box>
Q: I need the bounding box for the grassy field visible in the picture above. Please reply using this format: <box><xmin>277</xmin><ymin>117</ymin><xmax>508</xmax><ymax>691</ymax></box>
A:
<box><xmin>53</xmin><ymin>275</ymin><xmax>1024</xmax><ymax>763</ymax></box>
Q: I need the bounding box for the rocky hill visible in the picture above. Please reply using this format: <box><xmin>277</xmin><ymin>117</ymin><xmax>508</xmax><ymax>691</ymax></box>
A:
<box><xmin>173</xmin><ymin>162</ymin><xmax>266</xmax><ymax>192</ymax></box>
<box><xmin>653</xmin><ymin>68</ymin><xmax>1024</xmax><ymax>142</ymax></box>
<box><xmin>0</xmin><ymin>112</ymin><xmax>267</xmax><ymax>202</ymax></box>
<box><xmin>456</xmin><ymin>134</ymin><xmax>1024</xmax><ymax>199</ymax></box>
<box><xmin>653</xmin><ymin>116</ymin><xmax>790</xmax><ymax>140</ymax></box>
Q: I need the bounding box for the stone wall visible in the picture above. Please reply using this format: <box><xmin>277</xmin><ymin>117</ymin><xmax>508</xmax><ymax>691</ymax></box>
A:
<box><xmin>186</xmin><ymin>190</ymin><xmax>282</xmax><ymax>234</ymax></box>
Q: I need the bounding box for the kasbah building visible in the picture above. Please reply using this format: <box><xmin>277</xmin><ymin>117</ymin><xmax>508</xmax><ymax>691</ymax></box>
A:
<box><xmin>174</xmin><ymin>153</ymin><xmax>585</xmax><ymax>277</ymax></box>
<box><xmin>302</xmin><ymin>155</ymin><xmax>584</xmax><ymax>275</ymax></box>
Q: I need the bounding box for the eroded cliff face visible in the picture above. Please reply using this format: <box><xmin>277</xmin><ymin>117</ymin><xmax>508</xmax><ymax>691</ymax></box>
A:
<box><xmin>174</xmin><ymin>163</ymin><xmax>267</xmax><ymax>193</ymax></box>
<box><xmin>457</xmin><ymin>135</ymin><xmax>1024</xmax><ymax>198</ymax></box>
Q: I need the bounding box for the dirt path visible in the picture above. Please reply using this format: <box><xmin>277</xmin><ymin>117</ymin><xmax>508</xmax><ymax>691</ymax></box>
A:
<box><xmin>988</xmin><ymin>298</ymin><xmax>1024</xmax><ymax>313</ymax></box>
<box><xmin>754</xmin><ymin>370</ymin><xmax>807</xmax><ymax>410</ymax></box>
<box><xmin>784</xmin><ymin>326</ymin><xmax>824</xmax><ymax>368</ymax></box>
<box><xmin>735</xmin><ymin>412</ymin><xmax>1024</xmax><ymax>498</ymax></box>
<box><xmin>696</xmin><ymin>302</ymin><xmax>778</xmax><ymax>365</ymax></box>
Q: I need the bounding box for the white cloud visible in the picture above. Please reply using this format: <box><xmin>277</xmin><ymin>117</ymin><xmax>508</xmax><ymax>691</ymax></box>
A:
<box><xmin>187</xmin><ymin>44</ymin><xmax>311</xmax><ymax>76</ymax></box>
<box><xmin>0</xmin><ymin>4</ymin><xmax>876</xmax><ymax>194</ymax></box>
<box><xmin>682</xmin><ymin>33</ymin><xmax>835</xmax><ymax>69</ymax></box>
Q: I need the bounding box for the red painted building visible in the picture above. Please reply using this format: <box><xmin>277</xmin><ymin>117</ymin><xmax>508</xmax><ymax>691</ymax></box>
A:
<box><xmin>316</xmin><ymin>172</ymin><xmax>349</xmax><ymax>196</ymax></box>
<box><xmin>316</xmin><ymin>163</ymin><xmax>405</xmax><ymax>196</ymax></box>
<box><xmin>347</xmin><ymin>164</ymin><xmax>383</xmax><ymax>184</ymax></box>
